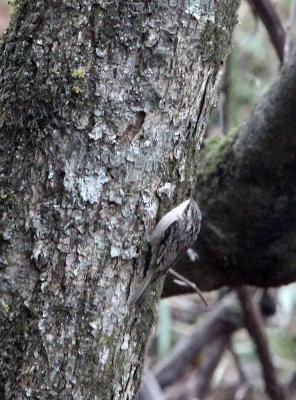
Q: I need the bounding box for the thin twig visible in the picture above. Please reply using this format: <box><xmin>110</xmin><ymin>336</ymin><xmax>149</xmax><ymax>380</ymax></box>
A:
<box><xmin>284</xmin><ymin>0</ymin><xmax>296</xmax><ymax>62</ymax></box>
<box><xmin>229</xmin><ymin>343</ymin><xmax>254</xmax><ymax>399</ymax></box>
<box><xmin>229</xmin><ymin>344</ymin><xmax>248</xmax><ymax>384</ymax></box>
<box><xmin>248</xmin><ymin>0</ymin><xmax>285</xmax><ymax>63</ymax></box>
<box><xmin>153</xmin><ymin>293</ymin><xmax>242</xmax><ymax>388</ymax></box>
<box><xmin>169</xmin><ymin>268</ymin><xmax>208</xmax><ymax>306</ymax></box>
<box><xmin>237</xmin><ymin>286</ymin><xmax>286</xmax><ymax>400</ymax></box>
<box><xmin>137</xmin><ymin>370</ymin><xmax>166</xmax><ymax>400</ymax></box>
<box><xmin>194</xmin><ymin>336</ymin><xmax>230</xmax><ymax>399</ymax></box>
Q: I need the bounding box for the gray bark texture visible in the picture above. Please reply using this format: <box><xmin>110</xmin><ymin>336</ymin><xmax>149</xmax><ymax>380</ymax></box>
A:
<box><xmin>0</xmin><ymin>0</ymin><xmax>240</xmax><ymax>398</ymax></box>
<box><xmin>164</xmin><ymin>48</ymin><xmax>296</xmax><ymax>297</ymax></box>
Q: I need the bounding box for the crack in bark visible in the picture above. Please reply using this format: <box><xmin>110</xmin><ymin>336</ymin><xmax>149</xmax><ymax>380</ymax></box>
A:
<box><xmin>122</xmin><ymin>111</ymin><xmax>146</xmax><ymax>142</ymax></box>
<box><xmin>196</xmin><ymin>75</ymin><xmax>210</xmax><ymax>127</ymax></box>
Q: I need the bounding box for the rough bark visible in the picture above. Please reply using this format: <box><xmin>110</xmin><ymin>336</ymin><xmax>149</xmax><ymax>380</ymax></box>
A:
<box><xmin>164</xmin><ymin>48</ymin><xmax>296</xmax><ymax>297</ymax></box>
<box><xmin>0</xmin><ymin>0</ymin><xmax>240</xmax><ymax>398</ymax></box>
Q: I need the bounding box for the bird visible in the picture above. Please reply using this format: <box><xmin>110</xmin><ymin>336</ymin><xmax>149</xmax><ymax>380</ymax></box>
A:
<box><xmin>129</xmin><ymin>189</ymin><xmax>202</xmax><ymax>306</ymax></box>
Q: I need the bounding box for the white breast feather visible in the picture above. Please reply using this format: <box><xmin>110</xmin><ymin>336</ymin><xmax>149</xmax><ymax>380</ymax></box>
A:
<box><xmin>150</xmin><ymin>199</ymin><xmax>190</xmax><ymax>246</ymax></box>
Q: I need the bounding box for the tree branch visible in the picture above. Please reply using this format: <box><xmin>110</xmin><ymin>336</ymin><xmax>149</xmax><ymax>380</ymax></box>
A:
<box><xmin>163</xmin><ymin>49</ymin><xmax>296</xmax><ymax>297</ymax></box>
<box><xmin>194</xmin><ymin>336</ymin><xmax>230</xmax><ymax>399</ymax></box>
<box><xmin>284</xmin><ymin>0</ymin><xmax>296</xmax><ymax>61</ymax></box>
<box><xmin>248</xmin><ymin>0</ymin><xmax>285</xmax><ymax>63</ymax></box>
<box><xmin>237</xmin><ymin>286</ymin><xmax>286</xmax><ymax>400</ymax></box>
<box><xmin>153</xmin><ymin>293</ymin><xmax>242</xmax><ymax>388</ymax></box>
<box><xmin>137</xmin><ymin>370</ymin><xmax>166</xmax><ymax>400</ymax></box>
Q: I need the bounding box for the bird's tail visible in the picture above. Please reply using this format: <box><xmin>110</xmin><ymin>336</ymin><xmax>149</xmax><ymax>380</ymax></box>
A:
<box><xmin>128</xmin><ymin>271</ymin><xmax>154</xmax><ymax>307</ymax></box>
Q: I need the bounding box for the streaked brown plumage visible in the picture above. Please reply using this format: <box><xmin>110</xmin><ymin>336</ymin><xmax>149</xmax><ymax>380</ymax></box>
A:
<box><xmin>129</xmin><ymin>194</ymin><xmax>201</xmax><ymax>306</ymax></box>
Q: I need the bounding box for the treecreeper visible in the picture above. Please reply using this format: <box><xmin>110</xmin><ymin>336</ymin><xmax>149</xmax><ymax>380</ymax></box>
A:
<box><xmin>129</xmin><ymin>189</ymin><xmax>202</xmax><ymax>306</ymax></box>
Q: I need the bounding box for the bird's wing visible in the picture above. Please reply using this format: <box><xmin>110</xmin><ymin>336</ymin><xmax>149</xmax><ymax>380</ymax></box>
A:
<box><xmin>155</xmin><ymin>220</ymin><xmax>180</xmax><ymax>275</ymax></box>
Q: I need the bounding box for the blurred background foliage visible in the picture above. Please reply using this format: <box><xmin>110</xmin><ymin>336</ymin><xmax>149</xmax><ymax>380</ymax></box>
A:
<box><xmin>152</xmin><ymin>286</ymin><xmax>296</xmax><ymax>400</ymax></box>
<box><xmin>1</xmin><ymin>1</ymin><xmax>296</xmax><ymax>399</ymax></box>
<box><xmin>210</xmin><ymin>1</ymin><xmax>288</xmax><ymax>134</ymax></box>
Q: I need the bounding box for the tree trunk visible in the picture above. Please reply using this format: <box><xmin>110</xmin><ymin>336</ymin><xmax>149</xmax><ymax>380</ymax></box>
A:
<box><xmin>0</xmin><ymin>0</ymin><xmax>240</xmax><ymax>398</ymax></box>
